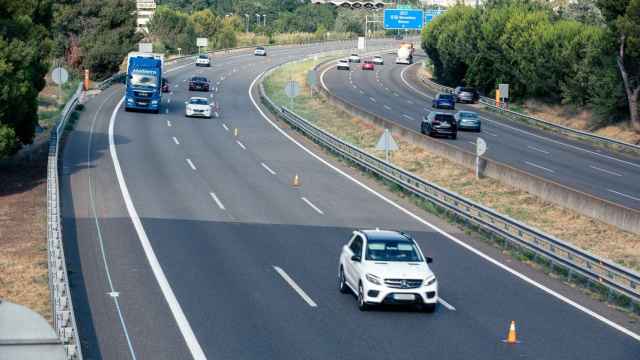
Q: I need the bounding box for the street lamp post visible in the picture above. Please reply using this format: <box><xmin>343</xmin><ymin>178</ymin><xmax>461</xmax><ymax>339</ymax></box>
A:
<box><xmin>263</xmin><ymin>14</ymin><xmax>266</xmax><ymax>27</ymax></box>
<box><xmin>256</xmin><ymin>14</ymin><xmax>260</xmax><ymax>27</ymax></box>
<box><xmin>244</xmin><ymin>14</ymin><xmax>249</xmax><ymax>33</ymax></box>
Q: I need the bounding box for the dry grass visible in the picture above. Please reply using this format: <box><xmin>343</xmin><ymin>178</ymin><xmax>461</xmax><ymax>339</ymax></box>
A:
<box><xmin>0</xmin><ymin>161</ymin><xmax>51</xmax><ymax>322</ymax></box>
<box><xmin>417</xmin><ymin>66</ymin><xmax>640</xmax><ymax>145</ymax></box>
<box><xmin>266</xmin><ymin>59</ymin><xmax>640</xmax><ymax>271</ymax></box>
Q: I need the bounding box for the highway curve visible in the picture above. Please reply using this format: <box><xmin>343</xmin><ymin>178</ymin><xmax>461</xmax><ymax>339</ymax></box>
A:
<box><xmin>62</xmin><ymin>41</ymin><xmax>640</xmax><ymax>359</ymax></box>
<box><xmin>321</xmin><ymin>51</ymin><xmax>640</xmax><ymax>211</ymax></box>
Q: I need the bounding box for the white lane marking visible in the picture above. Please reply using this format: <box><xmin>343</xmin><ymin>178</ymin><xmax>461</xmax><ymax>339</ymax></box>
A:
<box><xmin>402</xmin><ymin>114</ymin><xmax>414</xmax><ymax>121</ymax></box>
<box><xmin>608</xmin><ymin>189</ymin><xmax>640</xmax><ymax>202</ymax></box>
<box><xmin>261</xmin><ymin>162</ymin><xmax>277</xmax><ymax>175</ymax></box>
<box><xmin>186</xmin><ymin>158</ymin><xmax>197</xmax><ymax>170</ymax></box>
<box><xmin>172</xmin><ymin>136</ymin><xmax>180</xmax><ymax>145</ymax></box>
<box><xmin>527</xmin><ymin>145</ymin><xmax>549</xmax><ymax>154</ymax></box>
<box><xmin>167</xmin><ymin>120</ymin><xmax>172</xmax><ymax>127</ymax></box>
<box><xmin>438</xmin><ymin>298</ymin><xmax>456</xmax><ymax>311</ymax></box>
<box><xmin>210</xmin><ymin>93</ymin><xmax>214</xmax><ymax>98</ymax></box>
<box><xmin>183</xmin><ymin>79</ymin><xmax>186</xmax><ymax>82</ymax></box>
<box><xmin>590</xmin><ymin>165</ymin><xmax>622</xmax><ymax>177</ymax></box>
<box><xmin>301</xmin><ymin>197</ymin><xmax>324</xmax><ymax>215</ymax></box>
<box><xmin>273</xmin><ymin>266</ymin><xmax>318</xmax><ymax>307</ymax></box>
<box><xmin>525</xmin><ymin>161</ymin><xmax>555</xmax><ymax>173</ymax></box>
<box><xmin>253</xmin><ymin>72</ymin><xmax>640</xmax><ymax>342</ymax></box>
<box><xmin>359</xmin><ymin>90</ymin><xmax>365</xmax><ymax>95</ymax></box>
<box><xmin>407</xmin><ymin>100</ymin><xmax>414</xmax><ymax>104</ymax></box>
<box><xmin>222</xmin><ymin>123</ymin><xmax>229</xmax><ymax>131</ymax></box>
<box><xmin>167</xmin><ymin>98</ymin><xmax>171</xmax><ymax>104</ymax></box>
<box><xmin>369</xmin><ymin>97</ymin><xmax>376</xmax><ymax>103</ymax></box>
<box><xmin>165</xmin><ymin>109</ymin><xmax>169</xmax><ymax>114</ymax></box>
<box><xmin>384</xmin><ymin>105</ymin><xmax>392</xmax><ymax>110</ymax></box>
<box><xmin>394</xmin><ymin>93</ymin><xmax>399</xmax><ymax>97</ymax></box>
<box><xmin>236</xmin><ymin>140</ymin><xmax>246</xmax><ymax>150</ymax></box>
<box><xmin>424</xmin><ymin>107</ymin><xmax>430</xmax><ymax>112</ymax></box>
<box><xmin>88</xmin><ymin>92</ymin><xmax>138</xmax><ymax>359</ymax></box>
<box><xmin>209</xmin><ymin>192</ymin><xmax>226</xmax><ymax>210</ymax></box>
<box><xmin>468</xmin><ymin>141</ymin><xmax>476</xmax><ymax>146</ymax></box>
<box><xmin>109</xmin><ymin>97</ymin><xmax>207</xmax><ymax>359</ymax></box>
<box><xmin>484</xmin><ymin>130</ymin><xmax>498</xmax><ymax>137</ymax></box>
<box><xmin>174</xmin><ymin>85</ymin><xmax>179</xmax><ymax>89</ymax></box>
<box><xmin>352</xmin><ymin>85</ymin><xmax>357</xmax><ymax>89</ymax></box>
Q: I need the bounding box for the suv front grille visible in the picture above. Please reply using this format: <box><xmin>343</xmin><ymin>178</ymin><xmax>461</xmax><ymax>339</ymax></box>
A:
<box><xmin>384</xmin><ymin>279</ymin><xmax>422</xmax><ymax>289</ymax></box>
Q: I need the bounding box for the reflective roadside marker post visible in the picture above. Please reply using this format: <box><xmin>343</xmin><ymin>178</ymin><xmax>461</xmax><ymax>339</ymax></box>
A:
<box><xmin>476</xmin><ymin>137</ymin><xmax>487</xmax><ymax>179</ymax></box>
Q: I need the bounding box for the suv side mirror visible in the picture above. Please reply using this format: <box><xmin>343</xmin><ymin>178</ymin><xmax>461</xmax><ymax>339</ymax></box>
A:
<box><xmin>351</xmin><ymin>255</ymin><xmax>361</xmax><ymax>262</ymax></box>
<box><xmin>426</xmin><ymin>257</ymin><xmax>433</xmax><ymax>264</ymax></box>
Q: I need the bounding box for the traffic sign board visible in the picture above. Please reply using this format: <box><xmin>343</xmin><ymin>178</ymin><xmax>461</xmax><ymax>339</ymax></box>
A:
<box><xmin>51</xmin><ymin>67</ymin><xmax>69</xmax><ymax>85</ymax></box>
<box><xmin>383</xmin><ymin>9</ymin><xmax>424</xmax><ymax>30</ymax></box>
<box><xmin>285</xmin><ymin>80</ymin><xmax>300</xmax><ymax>98</ymax></box>
<box><xmin>477</xmin><ymin>137</ymin><xmax>487</xmax><ymax>156</ymax></box>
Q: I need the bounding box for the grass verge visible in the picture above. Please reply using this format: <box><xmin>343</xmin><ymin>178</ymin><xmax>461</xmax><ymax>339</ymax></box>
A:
<box><xmin>264</xmin><ymin>58</ymin><xmax>640</xmax><ymax>313</ymax></box>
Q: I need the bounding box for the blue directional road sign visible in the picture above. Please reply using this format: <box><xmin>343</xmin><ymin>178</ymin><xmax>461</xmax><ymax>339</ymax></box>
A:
<box><xmin>424</xmin><ymin>9</ymin><xmax>446</xmax><ymax>24</ymax></box>
<box><xmin>383</xmin><ymin>9</ymin><xmax>424</xmax><ymax>30</ymax></box>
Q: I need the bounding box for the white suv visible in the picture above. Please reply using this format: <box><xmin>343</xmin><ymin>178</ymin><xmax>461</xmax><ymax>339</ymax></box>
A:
<box><xmin>338</xmin><ymin>229</ymin><xmax>438</xmax><ymax>312</ymax></box>
<box><xmin>196</xmin><ymin>54</ymin><xmax>211</xmax><ymax>67</ymax></box>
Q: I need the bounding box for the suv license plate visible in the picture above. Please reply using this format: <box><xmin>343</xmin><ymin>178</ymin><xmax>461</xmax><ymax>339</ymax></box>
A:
<box><xmin>393</xmin><ymin>294</ymin><xmax>415</xmax><ymax>301</ymax></box>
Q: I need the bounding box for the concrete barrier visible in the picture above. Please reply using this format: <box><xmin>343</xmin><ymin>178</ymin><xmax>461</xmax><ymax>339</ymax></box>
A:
<box><xmin>314</xmin><ymin>62</ymin><xmax>640</xmax><ymax>235</ymax></box>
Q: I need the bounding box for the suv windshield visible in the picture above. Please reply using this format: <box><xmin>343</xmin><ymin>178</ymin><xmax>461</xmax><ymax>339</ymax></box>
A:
<box><xmin>190</xmin><ymin>98</ymin><xmax>208</xmax><ymax>105</ymax></box>
<box><xmin>365</xmin><ymin>240</ymin><xmax>423</xmax><ymax>262</ymax></box>
<box><xmin>198</xmin><ymin>54</ymin><xmax>208</xmax><ymax>59</ymax></box>
<box><xmin>192</xmin><ymin>77</ymin><xmax>207</xmax><ymax>82</ymax></box>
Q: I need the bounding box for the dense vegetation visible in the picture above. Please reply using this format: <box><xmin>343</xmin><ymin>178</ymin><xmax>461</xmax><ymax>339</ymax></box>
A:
<box><xmin>421</xmin><ymin>0</ymin><xmax>639</xmax><ymax>130</ymax></box>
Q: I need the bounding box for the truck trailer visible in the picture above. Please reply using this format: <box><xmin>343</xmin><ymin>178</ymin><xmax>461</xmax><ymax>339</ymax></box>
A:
<box><xmin>125</xmin><ymin>52</ymin><xmax>164</xmax><ymax>113</ymax></box>
<box><xmin>396</xmin><ymin>42</ymin><xmax>414</xmax><ymax>65</ymax></box>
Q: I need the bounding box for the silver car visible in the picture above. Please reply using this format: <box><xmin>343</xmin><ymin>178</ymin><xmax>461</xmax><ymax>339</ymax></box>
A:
<box><xmin>454</xmin><ymin>87</ymin><xmax>479</xmax><ymax>103</ymax></box>
<box><xmin>454</xmin><ymin>111</ymin><xmax>481</xmax><ymax>132</ymax></box>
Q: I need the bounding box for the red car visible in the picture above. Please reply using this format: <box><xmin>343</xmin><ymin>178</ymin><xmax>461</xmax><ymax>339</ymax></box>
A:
<box><xmin>361</xmin><ymin>60</ymin><xmax>375</xmax><ymax>71</ymax></box>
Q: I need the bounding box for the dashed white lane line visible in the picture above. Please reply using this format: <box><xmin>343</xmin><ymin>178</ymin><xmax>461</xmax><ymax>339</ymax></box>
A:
<box><xmin>301</xmin><ymin>197</ymin><xmax>324</xmax><ymax>215</ymax></box>
<box><xmin>209</xmin><ymin>192</ymin><xmax>226</xmax><ymax>210</ymax></box>
<box><xmin>424</xmin><ymin>107</ymin><xmax>430</xmax><ymax>112</ymax></box>
<box><xmin>369</xmin><ymin>97</ymin><xmax>376</xmax><ymax>103</ymax></box>
<box><xmin>167</xmin><ymin>98</ymin><xmax>171</xmax><ymax>104</ymax></box>
<box><xmin>407</xmin><ymin>100</ymin><xmax>414</xmax><ymax>104</ymax></box>
<box><xmin>484</xmin><ymin>130</ymin><xmax>498</xmax><ymax>137</ymax></box>
<box><xmin>394</xmin><ymin>93</ymin><xmax>400</xmax><ymax>97</ymax></box>
<box><xmin>438</xmin><ymin>298</ymin><xmax>456</xmax><ymax>311</ymax></box>
<box><xmin>352</xmin><ymin>85</ymin><xmax>357</xmax><ymax>89</ymax></box>
<box><xmin>167</xmin><ymin>120</ymin><xmax>172</xmax><ymax>127</ymax></box>
<box><xmin>172</xmin><ymin>137</ymin><xmax>180</xmax><ymax>145</ymax></box>
<box><xmin>236</xmin><ymin>140</ymin><xmax>246</xmax><ymax>150</ymax></box>
<box><xmin>174</xmin><ymin>85</ymin><xmax>179</xmax><ymax>89</ymax></box>
<box><xmin>186</xmin><ymin>158</ymin><xmax>197</xmax><ymax>170</ymax></box>
<box><xmin>165</xmin><ymin>109</ymin><xmax>169</xmax><ymax>114</ymax></box>
<box><xmin>402</xmin><ymin>114</ymin><xmax>414</xmax><ymax>120</ymax></box>
<box><xmin>590</xmin><ymin>165</ymin><xmax>622</xmax><ymax>177</ymax></box>
<box><xmin>607</xmin><ymin>189</ymin><xmax>640</xmax><ymax>202</ymax></box>
<box><xmin>527</xmin><ymin>145</ymin><xmax>549</xmax><ymax>154</ymax></box>
<box><xmin>273</xmin><ymin>266</ymin><xmax>318</xmax><ymax>307</ymax></box>
<box><xmin>261</xmin><ymin>162</ymin><xmax>277</xmax><ymax>175</ymax></box>
<box><xmin>525</xmin><ymin>161</ymin><xmax>554</xmax><ymax>173</ymax></box>
<box><xmin>359</xmin><ymin>90</ymin><xmax>365</xmax><ymax>95</ymax></box>
<box><xmin>384</xmin><ymin>105</ymin><xmax>392</xmax><ymax>110</ymax></box>
<box><xmin>222</xmin><ymin>123</ymin><xmax>229</xmax><ymax>131</ymax></box>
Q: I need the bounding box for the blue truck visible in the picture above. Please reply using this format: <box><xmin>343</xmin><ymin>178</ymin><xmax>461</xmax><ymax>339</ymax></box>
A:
<box><xmin>124</xmin><ymin>52</ymin><xmax>164</xmax><ymax>113</ymax></box>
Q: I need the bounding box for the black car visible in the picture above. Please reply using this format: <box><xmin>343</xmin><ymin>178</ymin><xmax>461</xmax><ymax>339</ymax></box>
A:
<box><xmin>421</xmin><ymin>112</ymin><xmax>458</xmax><ymax>139</ymax></box>
<box><xmin>161</xmin><ymin>78</ymin><xmax>170</xmax><ymax>93</ymax></box>
<box><xmin>432</xmin><ymin>93</ymin><xmax>456</xmax><ymax>110</ymax></box>
<box><xmin>188</xmin><ymin>76</ymin><xmax>210</xmax><ymax>91</ymax></box>
<box><xmin>454</xmin><ymin>86</ymin><xmax>480</xmax><ymax>103</ymax></box>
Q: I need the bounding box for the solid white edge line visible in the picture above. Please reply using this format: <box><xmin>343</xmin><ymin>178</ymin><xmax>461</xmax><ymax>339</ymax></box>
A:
<box><xmin>437</xmin><ymin>298</ymin><xmax>456</xmax><ymax>311</ymax></box>
<box><xmin>249</xmin><ymin>71</ymin><xmax>640</xmax><ymax>342</ymax></box>
<box><xmin>590</xmin><ymin>165</ymin><xmax>623</xmax><ymax>177</ymax></box>
<box><xmin>273</xmin><ymin>266</ymin><xmax>318</xmax><ymax>307</ymax></box>
<box><xmin>527</xmin><ymin>145</ymin><xmax>550</xmax><ymax>155</ymax></box>
<box><xmin>236</xmin><ymin>140</ymin><xmax>246</xmax><ymax>150</ymax></box>
<box><xmin>186</xmin><ymin>158</ymin><xmax>197</xmax><ymax>170</ymax></box>
<box><xmin>608</xmin><ymin>189</ymin><xmax>640</xmax><ymax>202</ymax></box>
<box><xmin>525</xmin><ymin>161</ymin><xmax>555</xmax><ymax>173</ymax></box>
<box><xmin>209</xmin><ymin>192</ymin><xmax>226</xmax><ymax>210</ymax></box>
<box><xmin>172</xmin><ymin>136</ymin><xmax>180</xmax><ymax>145</ymax></box>
<box><xmin>261</xmin><ymin>162</ymin><xmax>277</xmax><ymax>175</ymax></box>
<box><xmin>301</xmin><ymin>197</ymin><xmax>324</xmax><ymax>215</ymax></box>
<box><xmin>109</xmin><ymin>97</ymin><xmax>207</xmax><ymax>359</ymax></box>
<box><xmin>402</xmin><ymin>114</ymin><xmax>414</xmax><ymax>120</ymax></box>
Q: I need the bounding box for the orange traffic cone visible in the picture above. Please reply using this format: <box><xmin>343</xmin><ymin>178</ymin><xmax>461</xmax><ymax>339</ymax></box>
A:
<box><xmin>504</xmin><ymin>320</ymin><xmax>518</xmax><ymax>344</ymax></box>
<box><xmin>292</xmin><ymin>174</ymin><xmax>301</xmax><ymax>187</ymax></box>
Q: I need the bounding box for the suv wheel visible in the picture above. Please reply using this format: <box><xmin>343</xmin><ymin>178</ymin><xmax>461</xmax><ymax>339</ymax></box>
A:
<box><xmin>338</xmin><ymin>267</ymin><xmax>349</xmax><ymax>294</ymax></box>
<box><xmin>358</xmin><ymin>283</ymin><xmax>369</xmax><ymax>311</ymax></box>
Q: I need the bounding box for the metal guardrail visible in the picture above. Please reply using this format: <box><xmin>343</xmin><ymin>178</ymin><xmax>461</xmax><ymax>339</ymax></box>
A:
<box><xmin>416</xmin><ymin>72</ymin><xmax>640</xmax><ymax>155</ymax></box>
<box><xmin>47</xmin><ymin>83</ymin><xmax>83</xmax><ymax>359</ymax></box>
<box><xmin>258</xmin><ymin>60</ymin><xmax>640</xmax><ymax>305</ymax></box>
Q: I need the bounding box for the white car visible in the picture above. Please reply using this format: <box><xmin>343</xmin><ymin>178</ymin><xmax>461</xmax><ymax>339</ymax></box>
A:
<box><xmin>348</xmin><ymin>53</ymin><xmax>361</xmax><ymax>63</ymax></box>
<box><xmin>336</xmin><ymin>59</ymin><xmax>350</xmax><ymax>71</ymax></box>
<box><xmin>338</xmin><ymin>229</ymin><xmax>438</xmax><ymax>312</ymax></box>
<box><xmin>254</xmin><ymin>46</ymin><xmax>267</xmax><ymax>56</ymax></box>
<box><xmin>372</xmin><ymin>55</ymin><xmax>384</xmax><ymax>65</ymax></box>
<box><xmin>185</xmin><ymin>97</ymin><xmax>217</xmax><ymax>118</ymax></box>
<box><xmin>196</xmin><ymin>54</ymin><xmax>211</xmax><ymax>67</ymax></box>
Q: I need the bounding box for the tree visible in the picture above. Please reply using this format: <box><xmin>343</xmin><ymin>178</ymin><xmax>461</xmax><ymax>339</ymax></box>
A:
<box><xmin>191</xmin><ymin>9</ymin><xmax>221</xmax><ymax>38</ymax></box>
<box><xmin>0</xmin><ymin>0</ymin><xmax>52</xmax><ymax>156</ymax></box>
<box><xmin>148</xmin><ymin>6</ymin><xmax>197</xmax><ymax>54</ymax></box>
<box><xmin>596</xmin><ymin>0</ymin><xmax>640</xmax><ymax>131</ymax></box>
<box><xmin>334</xmin><ymin>8</ymin><xmax>365</xmax><ymax>34</ymax></box>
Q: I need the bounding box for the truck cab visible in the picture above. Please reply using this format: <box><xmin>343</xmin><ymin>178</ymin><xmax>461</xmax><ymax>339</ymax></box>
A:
<box><xmin>125</xmin><ymin>52</ymin><xmax>164</xmax><ymax>113</ymax></box>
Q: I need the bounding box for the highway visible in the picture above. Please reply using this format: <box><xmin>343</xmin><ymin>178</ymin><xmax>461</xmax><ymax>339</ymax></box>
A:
<box><xmin>321</xmin><ymin>52</ymin><xmax>640</xmax><ymax>211</ymax></box>
<box><xmin>61</xmin><ymin>41</ymin><xmax>640</xmax><ymax>359</ymax></box>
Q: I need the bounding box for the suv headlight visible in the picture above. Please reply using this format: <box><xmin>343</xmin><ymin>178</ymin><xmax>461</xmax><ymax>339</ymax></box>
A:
<box><xmin>365</xmin><ymin>273</ymin><xmax>381</xmax><ymax>285</ymax></box>
<box><xmin>425</xmin><ymin>275</ymin><xmax>437</xmax><ymax>287</ymax></box>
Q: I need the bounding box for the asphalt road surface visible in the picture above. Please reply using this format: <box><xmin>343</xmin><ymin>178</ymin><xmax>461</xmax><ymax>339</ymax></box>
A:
<box><xmin>62</xmin><ymin>41</ymin><xmax>640</xmax><ymax>359</ymax></box>
<box><xmin>321</xmin><ymin>52</ymin><xmax>640</xmax><ymax>211</ymax></box>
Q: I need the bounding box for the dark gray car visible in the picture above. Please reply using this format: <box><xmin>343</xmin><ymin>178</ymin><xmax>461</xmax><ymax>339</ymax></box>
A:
<box><xmin>421</xmin><ymin>112</ymin><xmax>457</xmax><ymax>139</ymax></box>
